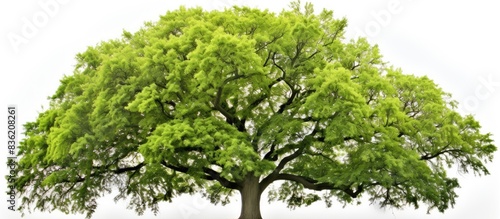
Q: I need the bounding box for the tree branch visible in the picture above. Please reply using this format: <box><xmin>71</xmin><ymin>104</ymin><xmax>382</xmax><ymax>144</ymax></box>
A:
<box><xmin>113</xmin><ymin>163</ymin><xmax>146</xmax><ymax>174</ymax></box>
<box><xmin>274</xmin><ymin>144</ymin><xmax>305</xmax><ymax>173</ymax></box>
<box><xmin>202</xmin><ymin>167</ymin><xmax>242</xmax><ymax>190</ymax></box>
<box><xmin>275</xmin><ymin>173</ymin><xmax>364</xmax><ymax>198</ymax></box>
<box><xmin>272</xmin><ymin>53</ymin><xmax>287</xmax><ymax>76</ymax></box>
<box><xmin>57</xmin><ymin>162</ymin><xmax>146</xmax><ymax>184</ymax></box>
<box><xmin>262</xmin><ymin>140</ymin><xmax>278</xmax><ymax>161</ymax></box>
<box><xmin>260</xmin><ymin>141</ymin><xmax>307</xmax><ymax>192</ymax></box>
<box><xmin>154</xmin><ymin>99</ymin><xmax>172</xmax><ymax>119</ymax></box>
<box><xmin>420</xmin><ymin>149</ymin><xmax>464</xmax><ymax>160</ymax></box>
<box><xmin>160</xmin><ymin>161</ymin><xmax>241</xmax><ymax>190</ymax></box>
<box><xmin>213</xmin><ymin>72</ymin><xmax>260</xmax><ymax>131</ymax></box>
<box><xmin>214</xmin><ymin>86</ymin><xmax>237</xmax><ymax>124</ymax></box>
<box><xmin>277</xmin><ymin>80</ymin><xmax>297</xmax><ymax>114</ymax></box>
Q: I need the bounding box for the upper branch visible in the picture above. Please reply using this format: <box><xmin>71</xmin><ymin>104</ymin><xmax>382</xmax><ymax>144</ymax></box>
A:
<box><xmin>277</xmin><ymin>80</ymin><xmax>298</xmax><ymax>114</ymax></box>
<box><xmin>213</xmin><ymin>72</ymin><xmax>260</xmax><ymax>131</ymax></box>
<box><xmin>214</xmin><ymin>85</ymin><xmax>237</xmax><ymax>124</ymax></box>
<box><xmin>154</xmin><ymin>99</ymin><xmax>172</xmax><ymax>119</ymax></box>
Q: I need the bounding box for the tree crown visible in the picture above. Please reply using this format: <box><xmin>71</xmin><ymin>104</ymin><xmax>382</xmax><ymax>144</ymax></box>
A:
<box><xmin>16</xmin><ymin>2</ymin><xmax>496</xmax><ymax>218</ymax></box>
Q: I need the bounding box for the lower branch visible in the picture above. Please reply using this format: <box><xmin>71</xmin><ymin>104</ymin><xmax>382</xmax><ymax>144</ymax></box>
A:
<box><xmin>420</xmin><ymin>149</ymin><xmax>464</xmax><ymax>160</ymax></box>
<box><xmin>275</xmin><ymin>173</ymin><xmax>364</xmax><ymax>198</ymax></box>
<box><xmin>161</xmin><ymin>161</ymin><xmax>241</xmax><ymax>190</ymax></box>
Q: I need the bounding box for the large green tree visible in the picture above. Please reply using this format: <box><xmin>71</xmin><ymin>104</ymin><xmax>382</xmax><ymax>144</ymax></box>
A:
<box><xmin>16</xmin><ymin>2</ymin><xmax>496</xmax><ymax>219</ymax></box>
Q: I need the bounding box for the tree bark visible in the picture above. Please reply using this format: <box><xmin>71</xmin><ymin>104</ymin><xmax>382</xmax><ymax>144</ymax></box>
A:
<box><xmin>238</xmin><ymin>174</ymin><xmax>262</xmax><ymax>219</ymax></box>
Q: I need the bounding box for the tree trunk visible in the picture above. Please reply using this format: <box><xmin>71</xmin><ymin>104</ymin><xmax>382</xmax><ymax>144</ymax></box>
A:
<box><xmin>238</xmin><ymin>174</ymin><xmax>262</xmax><ymax>219</ymax></box>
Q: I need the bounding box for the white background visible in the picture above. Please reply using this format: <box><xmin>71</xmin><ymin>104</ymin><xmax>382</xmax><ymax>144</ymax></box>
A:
<box><xmin>1</xmin><ymin>0</ymin><xmax>499</xmax><ymax>218</ymax></box>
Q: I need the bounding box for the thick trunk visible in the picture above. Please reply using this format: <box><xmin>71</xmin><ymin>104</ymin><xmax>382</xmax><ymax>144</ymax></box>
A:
<box><xmin>238</xmin><ymin>174</ymin><xmax>262</xmax><ymax>219</ymax></box>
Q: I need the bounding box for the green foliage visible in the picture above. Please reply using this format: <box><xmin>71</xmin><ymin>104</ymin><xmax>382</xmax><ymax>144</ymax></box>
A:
<box><xmin>15</xmin><ymin>2</ymin><xmax>496</xmax><ymax>218</ymax></box>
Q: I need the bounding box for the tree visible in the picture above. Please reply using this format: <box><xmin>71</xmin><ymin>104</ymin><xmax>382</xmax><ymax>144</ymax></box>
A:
<box><xmin>15</xmin><ymin>2</ymin><xmax>496</xmax><ymax>219</ymax></box>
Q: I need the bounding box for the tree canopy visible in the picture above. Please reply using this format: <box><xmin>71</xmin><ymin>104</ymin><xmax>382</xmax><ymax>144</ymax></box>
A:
<box><xmin>16</xmin><ymin>2</ymin><xmax>496</xmax><ymax>219</ymax></box>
